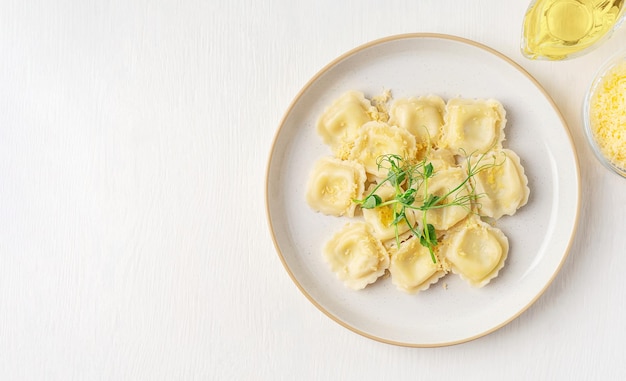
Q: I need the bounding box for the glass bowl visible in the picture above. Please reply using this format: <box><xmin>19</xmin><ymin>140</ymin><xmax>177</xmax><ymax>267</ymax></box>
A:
<box><xmin>583</xmin><ymin>50</ymin><xmax>626</xmax><ymax>178</ymax></box>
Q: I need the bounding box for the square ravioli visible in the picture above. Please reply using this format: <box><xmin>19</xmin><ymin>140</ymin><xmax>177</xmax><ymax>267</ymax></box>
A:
<box><xmin>362</xmin><ymin>183</ymin><xmax>416</xmax><ymax>242</ymax></box>
<box><xmin>389</xmin><ymin>95</ymin><xmax>445</xmax><ymax>150</ymax></box>
<box><xmin>442</xmin><ymin>98</ymin><xmax>506</xmax><ymax>156</ymax></box>
<box><xmin>323</xmin><ymin>222</ymin><xmax>390</xmax><ymax>290</ymax></box>
<box><xmin>316</xmin><ymin>91</ymin><xmax>376</xmax><ymax>159</ymax></box>
<box><xmin>440</xmin><ymin>216</ymin><xmax>509</xmax><ymax>288</ymax></box>
<box><xmin>305</xmin><ymin>157</ymin><xmax>366</xmax><ymax>217</ymax></box>
<box><xmin>465</xmin><ymin>149</ymin><xmax>530</xmax><ymax>219</ymax></box>
<box><xmin>388</xmin><ymin>236</ymin><xmax>446</xmax><ymax>294</ymax></box>
<box><xmin>348</xmin><ymin>121</ymin><xmax>417</xmax><ymax>179</ymax></box>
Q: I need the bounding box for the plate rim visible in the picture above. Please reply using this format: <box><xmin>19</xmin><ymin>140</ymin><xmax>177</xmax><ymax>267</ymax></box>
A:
<box><xmin>265</xmin><ymin>32</ymin><xmax>581</xmax><ymax>347</ymax></box>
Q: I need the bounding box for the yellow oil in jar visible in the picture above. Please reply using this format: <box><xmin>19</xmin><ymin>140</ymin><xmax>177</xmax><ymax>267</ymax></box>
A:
<box><xmin>522</xmin><ymin>0</ymin><xmax>625</xmax><ymax>60</ymax></box>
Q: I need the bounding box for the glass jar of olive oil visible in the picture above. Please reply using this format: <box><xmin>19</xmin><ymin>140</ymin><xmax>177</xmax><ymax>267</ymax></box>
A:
<box><xmin>522</xmin><ymin>0</ymin><xmax>626</xmax><ymax>60</ymax></box>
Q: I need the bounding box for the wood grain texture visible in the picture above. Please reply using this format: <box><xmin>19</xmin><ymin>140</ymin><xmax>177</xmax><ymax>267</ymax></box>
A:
<box><xmin>1</xmin><ymin>0</ymin><xmax>625</xmax><ymax>380</ymax></box>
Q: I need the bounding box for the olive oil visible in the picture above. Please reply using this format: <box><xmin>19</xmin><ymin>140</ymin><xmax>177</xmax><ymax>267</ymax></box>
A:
<box><xmin>522</xmin><ymin>0</ymin><xmax>625</xmax><ymax>60</ymax></box>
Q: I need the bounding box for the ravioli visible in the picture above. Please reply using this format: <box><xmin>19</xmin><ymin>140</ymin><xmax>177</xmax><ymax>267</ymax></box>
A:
<box><xmin>306</xmin><ymin>157</ymin><xmax>366</xmax><ymax>217</ymax></box>
<box><xmin>411</xmin><ymin>167</ymin><xmax>471</xmax><ymax>231</ymax></box>
<box><xmin>388</xmin><ymin>236</ymin><xmax>446</xmax><ymax>294</ymax></box>
<box><xmin>440</xmin><ymin>216</ymin><xmax>509</xmax><ymax>288</ymax></box>
<box><xmin>307</xmin><ymin>91</ymin><xmax>529</xmax><ymax>293</ymax></box>
<box><xmin>362</xmin><ymin>183</ymin><xmax>416</xmax><ymax>242</ymax></box>
<box><xmin>467</xmin><ymin>149</ymin><xmax>530</xmax><ymax>219</ymax></box>
<box><xmin>442</xmin><ymin>98</ymin><xmax>506</xmax><ymax>156</ymax></box>
<box><xmin>389</xmin><ymin>96</ymin><xmax>445</xmax><ymax>149</ymax></box>
<box><xmin>421</xmin><ymin>147</ymin><xmax>456</xmax><ymax>172</ymax></box>
<box><xmin>323</xmin><ymin>222</ymin><xmax>390</xmax><ymax>290</ymax></box>
<box><xmin>316</xmin><ymin>91</ymin><xmax>376</xmax><ymax>158</ymax></box>
<box><xmin>349</xmin><ymin>121</ymin><xmax>417</xmax><ymax>179</ymax></box>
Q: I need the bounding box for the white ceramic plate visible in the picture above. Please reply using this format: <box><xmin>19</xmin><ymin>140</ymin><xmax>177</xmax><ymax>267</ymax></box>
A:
<box><xmin>266</xmin><ymin>34</ymin><xmax>580</xmax><ymax>347</ymax></box>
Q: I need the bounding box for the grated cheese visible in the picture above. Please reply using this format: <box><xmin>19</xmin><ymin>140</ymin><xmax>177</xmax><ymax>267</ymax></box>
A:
<box><xmin>589</xmin><ymin>60</ymin><xmax>626</xmax><ymax>170</ymax></box>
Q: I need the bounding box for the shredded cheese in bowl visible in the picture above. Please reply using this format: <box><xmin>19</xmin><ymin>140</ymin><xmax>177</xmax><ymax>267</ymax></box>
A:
<box><xmin>585</xmin><ymin>53</ymin><xmax>626</xmax><ymax>177</ymax></box>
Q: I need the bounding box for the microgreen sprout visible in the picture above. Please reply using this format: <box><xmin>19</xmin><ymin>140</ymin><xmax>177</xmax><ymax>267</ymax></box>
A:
<box><xmin>353</xmin><ymin>150</ymin><xmax>505</xmax><ymax>263</ymax></box>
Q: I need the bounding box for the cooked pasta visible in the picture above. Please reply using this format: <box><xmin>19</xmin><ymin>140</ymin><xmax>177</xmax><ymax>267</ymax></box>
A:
<box><xmin>307</xmin><ymin>91</ymin><xmax>528</xmax><ymax>292</ymax></box>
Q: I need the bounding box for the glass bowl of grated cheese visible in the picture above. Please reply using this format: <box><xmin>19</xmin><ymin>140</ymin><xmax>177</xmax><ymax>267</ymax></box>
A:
<box><xmin>583</xmin><ymin>50</ymin><xmax>626</xmax><ymax>178</ymax></box>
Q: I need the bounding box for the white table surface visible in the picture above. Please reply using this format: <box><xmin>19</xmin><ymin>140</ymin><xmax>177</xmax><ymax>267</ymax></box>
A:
<box><xmin>1</xmin><ymin>1</ymin><xmax>625</xmax><ymax>380</ymax></box>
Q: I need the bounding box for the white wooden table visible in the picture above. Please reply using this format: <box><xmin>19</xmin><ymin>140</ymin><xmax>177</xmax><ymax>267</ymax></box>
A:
<box><xmin>1</xmin><ymin>1</ymin><xmax>625</xmax><ymax>379</ymax></box>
